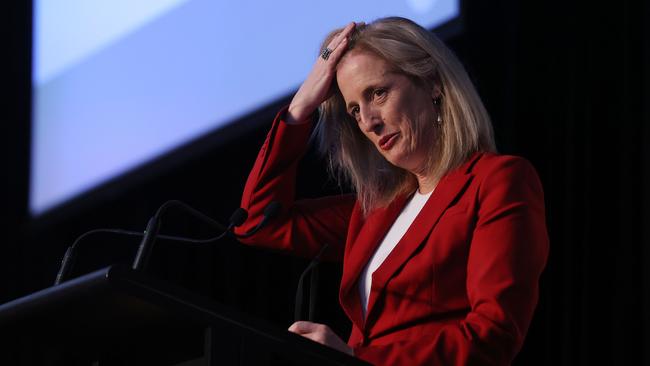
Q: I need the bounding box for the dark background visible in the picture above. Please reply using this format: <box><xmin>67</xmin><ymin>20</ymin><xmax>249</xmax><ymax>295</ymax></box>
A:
<box><xmin>1</xmin><ymin>0</ymin><xmax>648</xmax><ymax>364</ymax></box>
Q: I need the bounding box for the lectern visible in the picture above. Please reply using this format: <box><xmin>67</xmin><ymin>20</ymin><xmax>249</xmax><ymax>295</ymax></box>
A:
<box><xmin>0</xmin><ymin>265</ymin><xmax>370</xmax><ymax>366</ymax></box>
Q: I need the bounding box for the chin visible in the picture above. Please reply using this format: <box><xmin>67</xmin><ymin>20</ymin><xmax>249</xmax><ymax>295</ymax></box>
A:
<box><xmin>383</xmin><ymin>153</ymin><xmax>410</xmax><ymax>170</ymax></box>
<box><xmin>385</xmin><ymin>149</ymin><xmax>427</xmax><ymax>173</ymax></box>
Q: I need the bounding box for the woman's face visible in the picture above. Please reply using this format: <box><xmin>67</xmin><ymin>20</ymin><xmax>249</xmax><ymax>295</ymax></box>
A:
<box><xmin>336</xmin><ymin>50</ymin><xmax>438</xmax><ymax>175</ymax></box>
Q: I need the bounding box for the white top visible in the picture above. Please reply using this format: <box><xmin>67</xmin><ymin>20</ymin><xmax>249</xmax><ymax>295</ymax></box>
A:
<box><xmin>358</xmin><ymin>189</ymin><xmax>433</xmax><ymax>317</ymax></box>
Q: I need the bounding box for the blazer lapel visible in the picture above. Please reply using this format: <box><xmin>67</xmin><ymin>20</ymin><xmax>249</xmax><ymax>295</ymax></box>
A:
<box><xmin>339</xmin><ymin>153</ymin><xmax>484</xmax><ymax>331</ymax></box>
<box><xmin>364</xmin><ymin>153</ymin><xmax>482</xmax><ymax>323</ymax></box>
<box><xmin>340</xmin><ymin>194</ymin><xmax>409</xmax><ymax>329</ymax></box>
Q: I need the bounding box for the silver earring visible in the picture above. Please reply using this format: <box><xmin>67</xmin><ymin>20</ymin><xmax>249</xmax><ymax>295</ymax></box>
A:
<box><xmin>433</xmin><ymin>97</ymin><xmax>443</xmax><ymax>125</ymax></box>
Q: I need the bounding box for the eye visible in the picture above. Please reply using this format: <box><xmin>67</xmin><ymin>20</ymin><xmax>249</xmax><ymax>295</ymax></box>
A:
<box><xmin>373</xmin><ymin>88</ymin><xmax>387</xmax><ymax>98</ymax></box>
<box><xmin>349</xmin><ymin>106</ymin><xmax>360</xmax><ymax>118</ymax></box>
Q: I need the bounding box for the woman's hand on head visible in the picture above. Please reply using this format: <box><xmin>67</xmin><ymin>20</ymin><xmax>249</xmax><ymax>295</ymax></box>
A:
<box><xmin>288</xmin><ymin>321</ymin><xmax>354</xmax><ymax>356</ymax></box>
<box><xmin>286</xmin><ymin>22</ymin><xmax>357</xmax><ymax>125</ymax></box>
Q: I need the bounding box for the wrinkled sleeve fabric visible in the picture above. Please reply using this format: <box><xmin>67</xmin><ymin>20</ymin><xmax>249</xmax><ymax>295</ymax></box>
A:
<box><xmin>234</xmin><ymin>107</ymin><xmax>355</xmax><ymax>261</ymax></box>
<box><xmin>353</xmin><ymin>157</ymin><xmax>549</xmax><ymax>366</ymax></box>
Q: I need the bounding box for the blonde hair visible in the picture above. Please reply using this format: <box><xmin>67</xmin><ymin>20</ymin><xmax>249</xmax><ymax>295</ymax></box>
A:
<box><xmin>315</xmin><ymin>17</ymin><xmax>496</xmax><ymax>214</ymax></box>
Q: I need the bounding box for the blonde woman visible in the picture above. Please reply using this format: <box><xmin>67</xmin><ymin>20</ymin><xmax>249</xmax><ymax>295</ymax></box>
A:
<box><xmin>235</xmin><ymin>17</ymin><xmax>549</xmax><ymax>366</ymax></box>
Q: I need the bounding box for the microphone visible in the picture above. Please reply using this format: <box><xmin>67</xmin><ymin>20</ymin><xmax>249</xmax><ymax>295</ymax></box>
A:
<box><xmin>233</xmin><ymin>201</ymin><xmax>282</xmax><ymax>238</ymax></box>
<box><xmin>54</xmin><ymin>203</ymin><xmax>248</xmax><ymax>284</ymax></box>
<box><xmin>54</xmin><ymin>246</ymin><xmax>76</xmax><ymax>286</ymax></box>
<box><xmin>131</xmin><ymin>200</ymin><xmax>236</xmax><ymax>271</ymax></box>
<box><xmin>228</xmin><ymin>208</ymin><xmax>249</xmax><ymax>229</ymax></box>
<box><xmin>132</xmin><ymin>201</ymin><xmax>250</xmax><ymax>271</ymax></box>
<box><xmin>132</xmin><ymin>215</ymin><xmax>161</xmax><ymax>271</ymax></box>
<box><xmin>294</xmin><ymin>243</ymin><xmax>330</xmax><ymax>322</ymax></box>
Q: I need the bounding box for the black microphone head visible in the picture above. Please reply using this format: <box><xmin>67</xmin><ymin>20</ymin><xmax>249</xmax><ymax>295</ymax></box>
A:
<box><xmin>234</xmin><ymin>202</ymin><xmax>282</xmax><ymax>239</ymax></box>
<box><xmin>229</xmin><ymin>208</ymin><xmax>248</xmax><ymax>227</ymax></box>
<box><xmin>263</xmin><ymin>201</ymin><xmax>282</xmax><ymax>219</ymax></box>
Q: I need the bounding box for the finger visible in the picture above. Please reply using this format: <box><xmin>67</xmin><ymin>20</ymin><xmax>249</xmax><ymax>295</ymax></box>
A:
<box><xmin>288</xmin><ymin>321</ymin><xmax>318</xmax><ymax>334</ymax></box>
<box><xmin>331</xmin><ymin>22</ymin><xmax>355</xmax><ymax>44</ymax></box>
<box><xmin>327</xmin><ymin>37</ymin><xmax>349</xmax><ymax>64</ymax></box>
<box><xmin>326</xmin><ymin>22</ymin><xmax>356</xmax><ymax>51</ymax></box>
<box><xmin>339</xmin><ymin>21</ymin><xmax>357</xmax><ymax>39</ymax></box>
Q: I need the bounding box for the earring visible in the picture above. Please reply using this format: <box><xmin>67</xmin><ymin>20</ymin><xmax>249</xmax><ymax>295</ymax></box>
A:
<box><xmin>433</xmin><ymin>96</ymin><xmax>442</xmax><ymax>125</ymax></box>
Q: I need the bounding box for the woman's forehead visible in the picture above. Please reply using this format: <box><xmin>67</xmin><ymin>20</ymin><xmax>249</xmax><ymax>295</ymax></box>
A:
<box><xmin>338</xmin><ymin>48</ymin><xmax>389</xmax><ymax>70</ymax></box>
<box><xmin>337</xmin><ymin>51</ymin><xmax>396</xmax><ymax>85</ymax></box>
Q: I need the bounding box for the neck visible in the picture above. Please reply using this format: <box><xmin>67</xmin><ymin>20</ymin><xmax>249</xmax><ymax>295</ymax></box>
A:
<box><xmin>415</xmin><ymin>172</ymin><xmax>438</xmax><ymax>194</ymax></box>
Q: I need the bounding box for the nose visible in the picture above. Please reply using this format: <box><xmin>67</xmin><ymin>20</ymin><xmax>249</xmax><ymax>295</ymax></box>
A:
<box><xmin>358</xmin><ymin>105</ymin><xmax>383</xmax><ymax>135</ymax></box>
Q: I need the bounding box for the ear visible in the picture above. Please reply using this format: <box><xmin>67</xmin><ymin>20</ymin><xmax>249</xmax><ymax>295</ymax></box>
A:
<box><xmin>431</xmin><ymin>83</ymin><xmax>442</xmax><ymax>100</ymax></box>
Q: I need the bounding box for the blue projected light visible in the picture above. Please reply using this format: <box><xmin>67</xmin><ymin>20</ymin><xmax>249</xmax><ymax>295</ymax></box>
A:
<box><xmin>30</xmin><ymin>0</ymin><xmax>459</xmax><ymax>216</ymax></box>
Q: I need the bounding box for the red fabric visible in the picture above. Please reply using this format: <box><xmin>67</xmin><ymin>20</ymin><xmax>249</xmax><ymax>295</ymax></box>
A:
<box><xmin>235</xmin><ymin>108</ymin><xmax>549</xmax><ymax>366</ymax></box>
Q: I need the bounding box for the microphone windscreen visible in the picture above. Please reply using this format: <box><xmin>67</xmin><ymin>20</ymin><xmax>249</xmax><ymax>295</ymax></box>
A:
<box><xmin>263</xmin><ymin>201</ymin><xmax>282</xmax><ymax>219</ymax></box>
<box><xmin>230</xmin><ymin>208</ymin><xmax>248</xmax><ymax>227</ymax></box>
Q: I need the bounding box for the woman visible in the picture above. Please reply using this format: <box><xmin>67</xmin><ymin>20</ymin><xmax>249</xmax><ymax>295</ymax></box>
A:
<box><xmin>235</xmin><ymin>17</ymin><xmax>549</xmax><ymax>366</ymax></box>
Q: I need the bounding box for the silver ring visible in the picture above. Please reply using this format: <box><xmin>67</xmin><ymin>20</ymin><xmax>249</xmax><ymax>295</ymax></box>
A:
<box><xmin>321</xmin><ymin>47</ymin><xmax>333</xmax><ymax>60</ymax></box>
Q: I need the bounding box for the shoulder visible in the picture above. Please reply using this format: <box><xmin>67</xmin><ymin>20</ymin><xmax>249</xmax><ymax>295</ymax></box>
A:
<box><xmin>467</xmin><ymin>152</ymin><xmax>540</xmax><ymax>185</ymax></box>
<box><xmin>471</xmin><ymin>152</ymin><xmax>536</xmax><ymax>175</ymax></box>
<box><xmin>468</xmin><ymin>152</ymin><xmax>545</xmax><ymax>205</ymax></box>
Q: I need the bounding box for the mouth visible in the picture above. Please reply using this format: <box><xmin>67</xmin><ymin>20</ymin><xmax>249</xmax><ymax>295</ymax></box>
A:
<box><xmin>379</xmin><ymin>132</ymin><xmax>400</xmax><ymax>151</ymax></box>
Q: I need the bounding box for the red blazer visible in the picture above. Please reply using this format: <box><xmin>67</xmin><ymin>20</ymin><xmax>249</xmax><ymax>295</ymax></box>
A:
<box><xmin>235</xmin><ymin>108</ymin><xmax>549</xmax><ymax>366</ymax></box>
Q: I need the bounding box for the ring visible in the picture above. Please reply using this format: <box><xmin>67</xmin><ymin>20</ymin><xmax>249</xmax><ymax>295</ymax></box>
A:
<box><xmin>321</xmin><ymin>47</ymin><xmax>333</xmax><ymax>60</ymax></box>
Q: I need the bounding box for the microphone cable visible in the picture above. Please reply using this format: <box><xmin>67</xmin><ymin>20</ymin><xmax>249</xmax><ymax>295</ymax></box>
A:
<box><xmin>55</xmin><ymin>203</ymin><xmax>247</xmax><ymax>285</ymax></box>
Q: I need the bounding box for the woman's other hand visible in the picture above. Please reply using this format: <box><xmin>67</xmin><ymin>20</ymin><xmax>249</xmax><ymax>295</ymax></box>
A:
<box><xmin>288</xmin><ymin>321</ymin><xmax>354</xmax><ymax>356</ymax></box>
<box><xmin>286</xmin><ymin>22</ymin><xmax>357</xmax><ymax>125</ymax></box>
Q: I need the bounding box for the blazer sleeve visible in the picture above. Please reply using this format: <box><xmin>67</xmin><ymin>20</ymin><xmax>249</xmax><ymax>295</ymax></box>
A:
<box><xmin>353</xmin><ymin>157</ymin><xmax>550</xmax><ymax>365</ymax></box>
<box><xmin>234</xmin><ymin>107</ymin><xmax>355</xmax><ymax>261</ymax></box>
